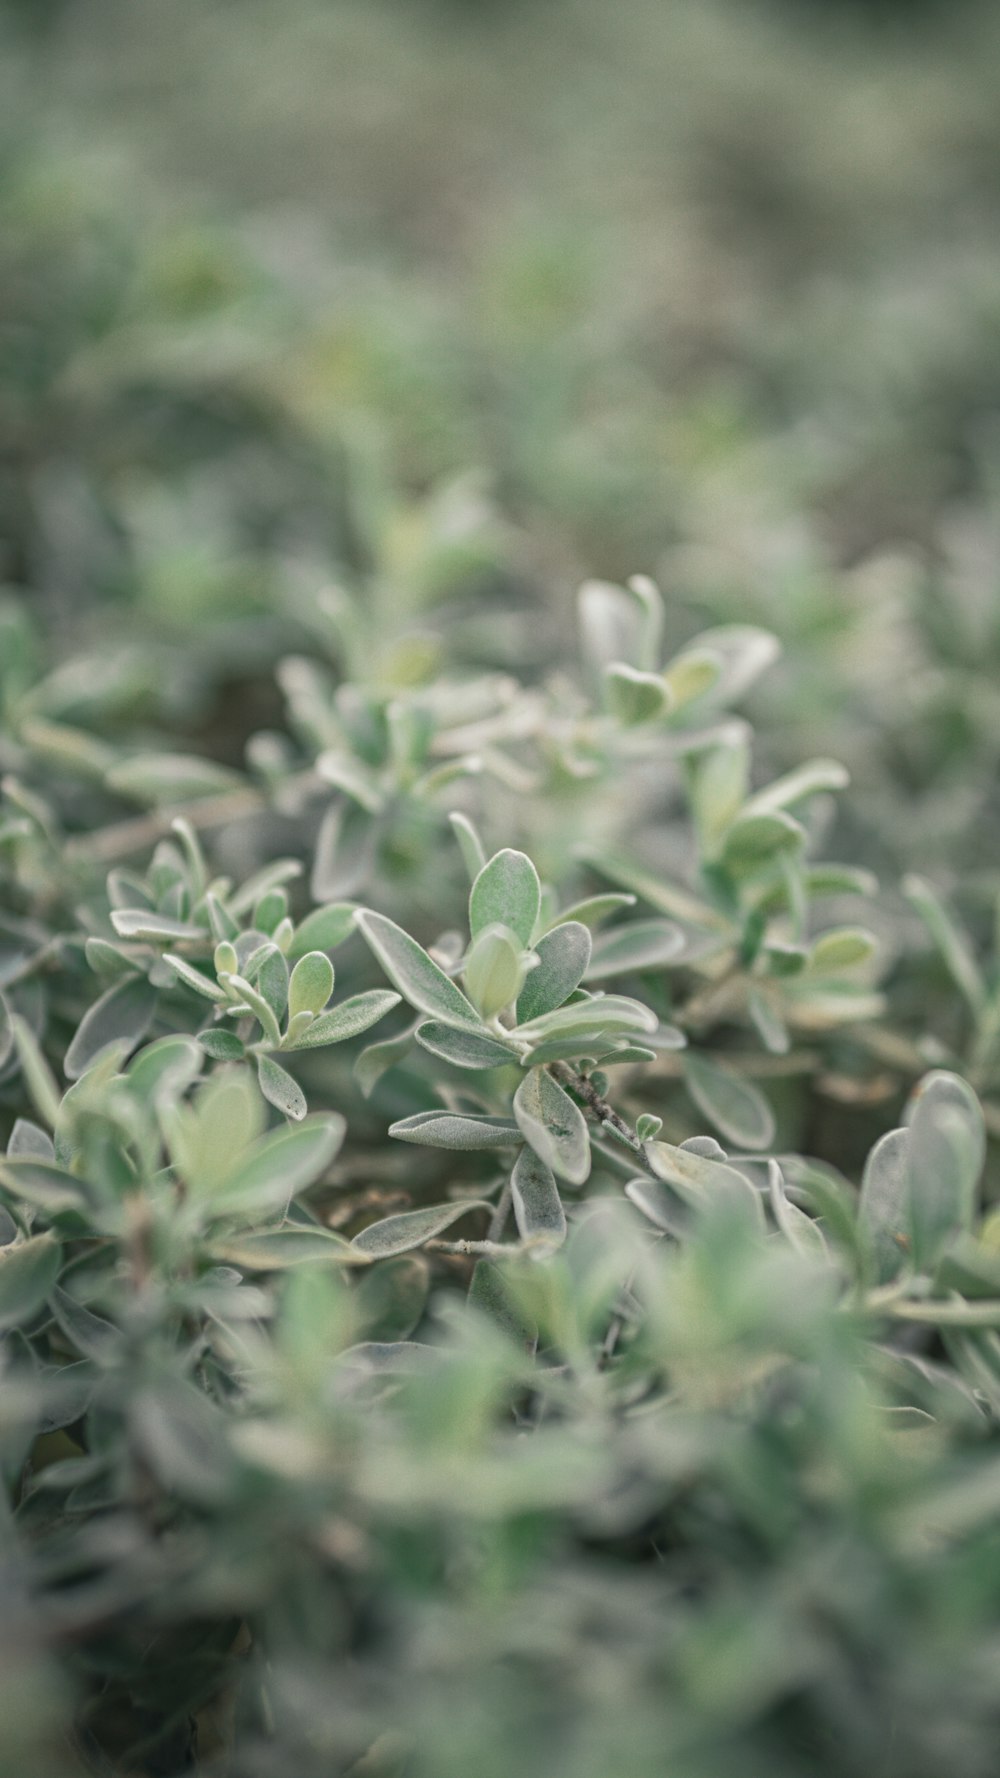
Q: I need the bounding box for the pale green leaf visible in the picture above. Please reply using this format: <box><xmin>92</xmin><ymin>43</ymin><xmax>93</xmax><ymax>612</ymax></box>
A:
<box><xmin>516</xmin><ymin>922</ymin><xmax>591</xmax><ymax>1024</ymax></box>
<box><xmin>682</xmin><ymin>1052</ymin><xmax>775</xmax><ymax>1150</ymax></box>
<box><xmin>510</xmin><ymin>1146</ymin><xmax>567</xmax><ymax>1248</ymax></box>
<box><xmin>256</xmin><ymin>1054</ymin><xmax>307</xmax><ymax>1122</ymax></box>
<box><xmin>355</xmin><ymin>909</ymin><xmax>485</xmax><ymax>1032</ymax></box>
<box><xmin>351</xmin><ymin>1200</ymin><xmax>491</xmax><ymax>1259</ymax></box>
<box><xmin>469</xmin><ymin>849</ymin><xmax>541</xmax><ymax>947</ymax></box>
<box><xmin>284</xmin><ymin>990</ymin><xmax>401</xmax><ymax>1050</ymax></box>
<box><xmin>513</xmin><ymin>1067</ymin><xmax>590</xmax><ymax>1185</ymax></box>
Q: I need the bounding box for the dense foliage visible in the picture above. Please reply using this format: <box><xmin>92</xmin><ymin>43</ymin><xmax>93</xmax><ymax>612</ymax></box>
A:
<box><xmin>5</xmin><ymin>1</ymin><xmax>1000</xmax><ymax>1773</ymax></box>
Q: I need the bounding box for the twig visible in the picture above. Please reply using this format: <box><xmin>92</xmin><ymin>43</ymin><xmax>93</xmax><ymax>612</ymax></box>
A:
<box><xmin>549</xmin><ymin>1061</ymin><xmax>659</xmax><ymax>1179</ymax></box>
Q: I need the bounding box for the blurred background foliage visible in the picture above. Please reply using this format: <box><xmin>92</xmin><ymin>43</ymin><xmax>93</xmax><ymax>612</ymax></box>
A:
<box><xmin>3</xmin><ymin>0</ymin><xmax>1000</xmax><ymax>884</ymax></box>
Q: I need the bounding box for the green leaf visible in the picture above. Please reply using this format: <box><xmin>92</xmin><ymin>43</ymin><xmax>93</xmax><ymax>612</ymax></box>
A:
<box><xmin>469</xmin><ymin>849</ymin><xmax>541</xmax><ymax>947</ymax></box>
<box><xmin>682</xmin><ymin>1053</ymin><xmax>775</xmax><ymax>1150</ymax></box>
<box><xmin>7</xmin><ymin>1119</ymin><xmax>54</xmax><ymax>1161</ymax></box>
<box><xmin>64</xmin><ymin>977</ymin><xmax>158</xmax><ymax>1081</ymax></box>
<box><xmin>515</xmin><ymin>993</ymin><xmax>658</xmax><ymax>1045</ymax></box>
<box><xmin>106</xmin><ymin>752</ymin><xmax>242</xmax><ymax>805</ymax></box>
<box><xmin>389</xmin><ymin>1111</ymin><xmax>522</xmax><ymax>1150</ymax></box>
<box><xmin>126</xmin><ymin>1034</ymin><xmax>202</xmax><ymax>1103</ymax></box>
<box><xmin>217</xmin><ymin>972</ymin><xmax>282</xmax><ymax>1047</ymax></box>
<box><xmin>110</xmin><ymin>909</ymin><xmax>204</xmax><ymax>943</ymax></box>
<box><xmin>739</xmin><ymin>758</ymin><xmax>849</xmax><ymax>821</ymax></box>
<box><xmin>644</xmin><ymin>1138</ymin><xmax>764</xmax><ymax>1230</ymax></box>
<box><xmin>464</xmin><ymin>924</ymin><xmax>532</xmax><ymax>1019</ymax></box>
<box><xmin>516</xmin><ymin>922</ymin><xmax>591</xmax><ymax>1024</ymax></box>
<box><xmin>805</xmin><ymin>927</ymin><xmax>878</xmax><ymax>974</ymax></box>
<box><xmin>212</xmin><ymin>1226</ymin><xmax>360</xmax><ymax>1268</ymax></box>
<box><xmin>0</xmin><ymin>991</ymin><xmax>12</xmax><ymax>1072</ymax></box>
<box><xmin>0</xmin><ymin>1159</ymin><xmax>91</xmax><ymax>1216</ymax></box>
<box><xmin>288</xmin><ymin>951</ymin><xmax>335</xmax><ymax>1022</ymax></box>
<box><xmin>287</xmin><ymin>902</ymin><xmax>358</xmax><ymax>959</ymax></box>
<box><xmin>858</xmin><ymin>1128</ymin><xmax>910</xmax><ymax>1283</ymax></box>
<box><xmin>283</xmin><ymin>990</ymin><xmax>401</xmax><ymax>1050</ymax></box>
<box><xmin>0</xmin><ymin>1232</ymin><xmax>61</xmax><ymax>1329</ymax></box>
<box><xmin>585</xmin><ymin>919</ymin><xmax>685</xmax><ymax>981</ymax></box>
<box><xmin>355</xmin><ymin>909</ymin><xmax>485</xmax><ymax>1032</ymax></box>
<box><xmin>903</xmin><ymin>875</ymin><xmax>986</xmax><ymax>1014</ymax></box>
<box><xmin>510</xmin><ymin>1146</ymin><xmax>567</xmax><ymax>1249</ymax></box>
<box><xmin>449</xmin><ymin>811</ymin><xmax>487</xmax><ymax>880</ymax></box>
<box><xmin>168</xmin><ymin>1071</ymin><xmax>265</xmax><ymax>1199</ymax></box>
<box><xmin>10</xmin><ymin>1016</ymin><xmax>61</xmax><ymax>1129</ymax></box>
<box><xmin>513</xmin><ymin>1068</ymin><xmax>590</xmax><ymax>1185</ymax></box>
<box><xmin>351</xmin><ymin>1200</ymin><xmax>490</xmax><ymax>1259</ymax></box>
<box><xmin>746</xmin><ymin>987</ymin><xmax>789</xmax><ymax>1055</ymax></box>
<box><xmin>208</xmin><ymin>1115</ymin><xmax>346</xmax><ymax>1221</ymax></box>
<box><xmin>552</xmin><ymin>892</ymin><xmax>636</xmax><ymax>930</ymax></box>
<box><xmin>256</xmin><ymin>1054</ymin><xmax>307</xmax><ymax>1122</ymax></box>
<box><xmin>604</xmin><ymin>662</ymin><xmax>671</xmax><ymax>725</ymax></box>
<box><xmin>415</xmin><ymin>1022</ymin><xmax>519</xmax><ymax>1070</ymax></box>
<box><xmin>721</xmin><ymin>811</ymin><xmax>805</xmax><ymax>874</ymax></box>
<box><xmin>905</xmin><ymin>1071</ymin><xmax>984</xmax><ymax>1271</ymax></box>
<box><xmin>164</xmin><ymin>954</ymin><xmax>227</xmax><ymax>1001</ymax></box>
<box><xmin>256</xmin><ymin>947</ymin><xmax>290</xmax><ymax>1022</ymax></box>
<box><xmin>767</xmin><ymin>1160</ymin><xmax>829</xmax><ymax>1260</ymax></box>
<box><xmin>352</xmin><ymin>1253</ymin><xmax>430</xmax><ymax>1342</ymax></box>
<box><xmin>198</xmin><ymin>1030</ymin><xmax>247</xmax><ymax>1062</ymax></box>
<box><xmin>354</xmin><ymin>1021</ymin><xmax>420</xmax><ymax>1097</ymax></box>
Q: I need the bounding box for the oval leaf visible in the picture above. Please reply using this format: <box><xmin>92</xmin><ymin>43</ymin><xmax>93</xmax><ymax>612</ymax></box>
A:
<box><xmin>256</xmin><ymin>1054</ymin><xmax>307</xmax><ymax>1123</ymax></box>
<box><xmin>415</xmin><ymin>1022</ymin><xmax>519</xmax><ymax>1070</ymax></box>
<box><xmin>389</xmin><ymin>1111</ymin><xmax>522</xmax><ymax>1151</ymax></box>
<box><xmin>516</xmin><ymin>922</ymin><xmax>591</xmax><ymax>1024</ymax></box>
<box><xmin>510</xmin><ymin>1146</ymin><xmax>567</xmax><ymax>1248</ymax></box>
<box><xmin>513</xmin><ymin>1068</ymin><xmax>590</xmax><ymax>1186</ymax></box>
<box><xmin>209</xmin><ymin>1115</ymin><xmax>346</xmax><ymax>1221</ymax></box>
<box><xmin>64</xmin><ymin>977</ymin><xmax>158</xmax><ymax>1081</ymax></box>
<box><xmin>284</xmin><ymin>990</ymin><xmax>402</xmax><ymax>1050</ymax></box>
<box><xmin>351</xmin><ymin>1200</ymin><xmax>490</xmax><ymax>1259</ymax></box>
<box><xmin>355</xmin><ymin>910</ymin><xmax>485</xmax><ymax>1032</ymax></box>
<box><xmin>469</xmin><ymin>849</ymin><xmax>541</xmax><ymax>947</ymax></box>
<box><xmin>682</xmin><ymin>1053</ymin><xmax>775</xmax><ymax>1150</ymax></box>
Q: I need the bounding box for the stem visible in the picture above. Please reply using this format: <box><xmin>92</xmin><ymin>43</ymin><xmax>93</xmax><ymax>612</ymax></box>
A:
<box><xmin>549</xmin><ymin>1061</ymin><xmax>660</xmax><ymax>1179</ymax></box>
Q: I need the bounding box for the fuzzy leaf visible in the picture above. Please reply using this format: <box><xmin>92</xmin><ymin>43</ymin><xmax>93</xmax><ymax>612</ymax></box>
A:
<box><xmin>513</xmin><ymin>1068</ymin><xmax>590</xmax><ymax>1185</ymax></box>
<box><xmin>644</xmin><ymin>1138</ymin><xmax>764</xmax><ymax>1230</ymax></box>
<box><xmin>905</xmin><ymin>1071</ymin><xmax>984</xmax><ymax>1271</ymax></box>
<box><xmin>64</xmin><ymin>977</ymin><xmax>158</xmax><ymax>1081</ymax></box>
<box><xmin>288</xmin><ymin>951</ymin><xmax>335</xmax><ymax>1022</ymax></box>
<box><xmin>284</xmin><ymin>990</ymin><xmax>401</xmax><ymax>1050</ymax></box>
<box><xmin>415</xmin><ymin>1022</ymin><xmax>519</xmax><ymax>1070</ymax></box>
<box><xmin>469</xmin><ymin>849</ymin><xmax>541</xmax><ymax>947</ymax></box>
<box><xmin>212</xmin><ymin>1226</ymin><xmax>360</xmax><ymax>1269</ymax></box>
<box><xmin>585</xmin><ymin>919</ymin><xmax>685</xmax><ymax>981</ymax></box>
<box><xmin>859</xmin><ymin>1128</ymin><xmax>911</xmax><ymax>1283</ymax></box>
<box><xmin>351</xmin><ymin>1201</ymin><xmax>491</xmax><ymax>1259</ymax></box>
<box><xmin>510</xmin><ymin>1146</ymin><xmax>567</xmax><ymax>1248</ymax></box>
<box><xmin>389</xmin><ymin>1111</ymin><xmax>522</xmax><ymax>1150</ymax></box>
<box><xmin>516</xmin><ymin>922</ymin><xmax>591</xmax><ymax>1024</ymax></box>
<box><xmin>355</xmin><ymin>909</ymin><xmax>485</xmax><ymax>1032</ymax></box>
<box><xmin>682</xmin><ymin>1053</ymin><xmax>775</xmax><ymax>1150</ymax></box>
<box><xmin>164</xmin><ymin>954</ymin><xmax>227</xmax><ymax>1002</ymax></box>
<box><xmin>0</xmin><ymin>1233</ymin><xmax>61</xmax><ymax>1329</ymax></box>
<box><xmin>464</xmin><ymin>924</ymin><xmax>531</xmax><ymax>1019</ymax></box>
<box><xmin>256</xmin><ymin>1054</ymin><xmax>307</xmax><ymax>1123</ymax></box>
<box><xmin>208</xmin><ymin>1116</ymin><xmax>346</xmax><ymax>1221</ymax></box>
<box><xmin>287</xmin><ymin>902</ymin><xmax>358</xmax><ymax>959</ymax></box>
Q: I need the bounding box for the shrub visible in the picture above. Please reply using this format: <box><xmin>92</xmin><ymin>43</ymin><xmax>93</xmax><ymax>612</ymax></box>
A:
<box><xmin>4</xmin><ymin>572</ymin><xmax>1000</xmax><ymax>1776</ymax></box>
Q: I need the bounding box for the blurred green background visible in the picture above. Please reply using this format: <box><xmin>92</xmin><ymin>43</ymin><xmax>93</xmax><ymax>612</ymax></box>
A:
<box><xmin>4</xmin><ymin>0</ymin><xmax>1000</xmax><ymax>876</ymax></box>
